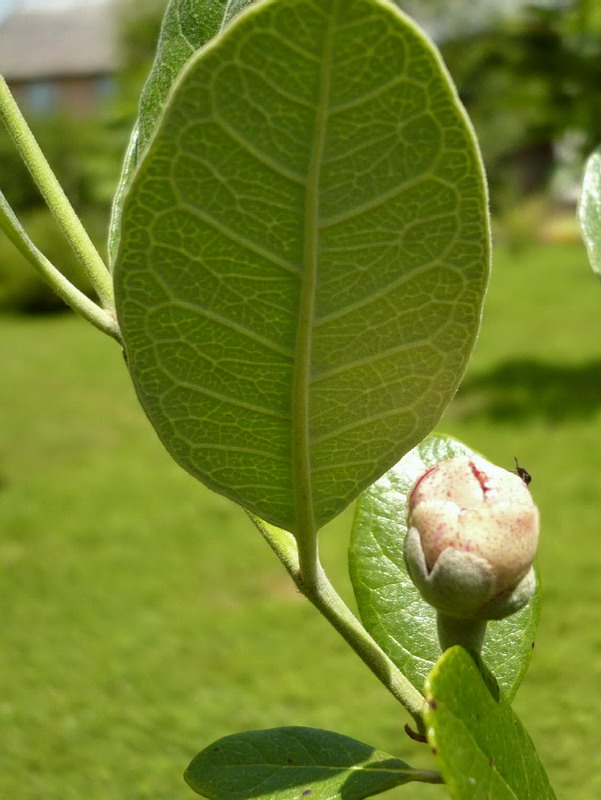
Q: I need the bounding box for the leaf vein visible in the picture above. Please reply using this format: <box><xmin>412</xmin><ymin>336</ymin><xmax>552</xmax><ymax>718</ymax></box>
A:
<box><xmin>214</xmin><ymin>113</ymin><xmax>307</xmax><ymax>185</ymax></box>
<box><xmin>155</xmin><ymin>368</ymin><xmax>290</xmax><ymax>421</ymax></box>
<box><xmin>314</xmin><ymin>258</ymin><xmax>457</xmax><ymax>328</ymax></box>
<box><xmin>240</xmin><ymin>61</ymin><xmax>315</xmax><ymax>109</ymax></box>
<box><xmin>328</xmin><ymin>75</ymin><xmax>419</xmax><ymax>116</ymax></box>
<box><xmin>191</xmin><ymin>443</ymin><xmax>289</xmax><ymax>462</ymax></box>
<box><xmin>178</xmin><ymin>200</ymin><xmax>301</xmax><ymax>276</ymax></box>
<box><xmin>170</xmin><ymin>299</ymin><xmax>294</xmax><ymax>359</ymax></box>
<box><xmin>311</xmin><ymin>407</ymin><xmax>417</xmax><ymax>446</ymax></box>
<box><xmin>311</xmin><ymin>340</ymin><xmax>435</xmax><ymax>384</ymax></box>
<box><xmin>319</xmin><ymin>174</ymin><xmax>457</xmax><ymax>229</ymax></box>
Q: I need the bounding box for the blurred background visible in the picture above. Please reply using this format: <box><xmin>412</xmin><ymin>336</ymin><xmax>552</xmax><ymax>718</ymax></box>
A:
<box><xmin>1</xmin><ymin>1</ymin><xmax>601</xmax><ymax>798</ymax></box>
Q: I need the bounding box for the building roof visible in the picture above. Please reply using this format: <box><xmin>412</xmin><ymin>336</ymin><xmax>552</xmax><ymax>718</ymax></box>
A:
<box><xmin>0</xmin><ymin>1</ymin><xmax>118</xmax><ymax>81</ymax></box>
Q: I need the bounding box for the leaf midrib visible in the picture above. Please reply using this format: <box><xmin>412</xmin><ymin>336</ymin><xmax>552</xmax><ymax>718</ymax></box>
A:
<box><xmin>292</xmin><ymin>0</ymin><xmax>338</xmax><ymax>536</ymax></box>
<box><xmin>213</xmin><ymin>762</ymin><xmax>413</xmax><ymax>774</ymax></box>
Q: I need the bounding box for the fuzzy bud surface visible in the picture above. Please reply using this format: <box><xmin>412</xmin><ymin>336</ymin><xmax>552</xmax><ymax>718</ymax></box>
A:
<box><xmin>404</xmin><ymin>455</ymin><xmax>539</xmax><ymax>620</ymax></box>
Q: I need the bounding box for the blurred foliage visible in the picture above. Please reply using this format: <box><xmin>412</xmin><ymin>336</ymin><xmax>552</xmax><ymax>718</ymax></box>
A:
<box><xmin>118</xmin><ymin>0</ymin><xmax>168</xmax><ymax>71</ymax></box>
<box><xmin>437</xmin><ymin>1</ymin><xmax>601</xmax><ymax>207</ymax></box>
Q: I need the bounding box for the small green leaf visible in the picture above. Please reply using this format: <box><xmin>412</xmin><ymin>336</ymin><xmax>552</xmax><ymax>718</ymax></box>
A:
<box><xmin>425</xmin><ymin>647</ymin><xmax>556</xmax><ymax>799</ymax></box>
<box><xmin>115</xmin><ymin>0</ymin><xmax>490</xmax><ymax>536</ymax></box>
<box><xmin>185</xmin><ymin>726</ymin><xmax>441</xmax><ymax>800</ymax></box>
<box><xmin>579</xmin><ymin>146</ymin><xmax>601</xmax><ymax>280</ymax></box>
<box><xmin>109</xmin><ymin>0</ymin><xmax>258</xmax><ymax>263</ymax></box>
<box><xmin>349</xmin><ymin>434</ymin><xmax>540</xmax><ymax>698</ymax></box>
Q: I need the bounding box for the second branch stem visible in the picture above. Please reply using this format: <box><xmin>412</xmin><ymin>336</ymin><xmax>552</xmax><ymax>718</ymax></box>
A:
<box><xmin>302</xmin><ymin>560</ymin><xmax>427</xmax><ymax>730</ymax></box>
<box><xmin>253</xmin><ymin>516</ymin><xmax>426</xmax><ymax>732</ymax></box>
<box><xmin>0</xmin><ymin>75</ymin><xmax>115</xmax><ymax>312</ymax></box>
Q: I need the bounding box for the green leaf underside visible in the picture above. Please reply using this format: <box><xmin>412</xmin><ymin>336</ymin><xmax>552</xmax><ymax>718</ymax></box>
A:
<box><xmin>349</xmin><ymin>434</ymin><xmax>540</xmax><ymax>698</ymax></box>
<box><xmin>185</xmin><ymin>726</ymin><xmax>433</xmax><ymax>800</ymax></box>
<box><xmin>109</xmin><ymin>0</ymin><xmax>258</xmax><ymax>264</ymax></box>
<box><xmin>115</xmin><ymin>0</ymin><xmax>490</xmax><ymax>534</ymax></box>
<box><xmin>425</xmin><ymin>648</ymin><xmax>556</xmax><ymax>799</ymax></box>
<box><xmin>578</xmin><ymin>147</ymin><xmax>601</xmax><ymax>280</ymax></box>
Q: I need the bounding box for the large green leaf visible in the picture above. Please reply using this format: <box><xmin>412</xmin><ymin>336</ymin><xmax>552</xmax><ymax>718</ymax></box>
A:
<box><xmin>185</xmin><ymin>726</ymin><xmax>442</xmax><ymax>799</ymax></box>
<box><xmin>349</xmin><ymin>434</ymin><xmax>540</xmax><ymax>698</ymax></box>
<box><xmin>579</xmin><ymin>146</ymin><xmax>601</xmax><ymax>280</ymax></box>
<box><xmin>424</xmin><ymin>647</ymin><xmax>556</xmax><ymax>799</ymax></box>
<box><xmin>109</xmin><ymin>0</ymin><xmax>258</xmax><ymax>263</ymax></box>
<box><xmin>114</xmin><ymin>0</ymin><xmax>490</xmax><ymax>535</ymax></box>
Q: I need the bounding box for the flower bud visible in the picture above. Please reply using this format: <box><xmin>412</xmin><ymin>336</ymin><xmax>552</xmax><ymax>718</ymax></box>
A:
<box><xmin>404</xmin><ymin>455</ymin><xmax>539</xmax><ymax>620</ymax></box>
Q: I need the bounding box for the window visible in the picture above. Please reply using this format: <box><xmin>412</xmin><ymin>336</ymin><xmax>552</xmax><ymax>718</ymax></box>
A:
<box><xmin>95</xmin><ymin>75</ymin><xmax>116</xmax><ymax>99</ymax></box>
<box><xmin>22</xmin><ymin>81</ymin><xmax>58</xmax><ymax>115</ymax></box>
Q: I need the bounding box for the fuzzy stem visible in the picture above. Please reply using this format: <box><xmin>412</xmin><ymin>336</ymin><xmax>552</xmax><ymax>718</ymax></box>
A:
<box><xmin>412</xmin><ymin>770</ymin><xmax>445</xmax><ymax>785</ymax></box>
<box><xmin>0</xmin><ymin>191</ymin><xmax>121</xmax><ymax>341</ymax></box>
<box><xmin>308</xmin><ymin>563</ymin><xmax>427</xmax><ymax>729</ymax></box>
<box><xmin>0</xmin><ymin>75</ymin><xmax>115</xmax><ymax>311</ymax></box>
<box><xmin>437</xmin><ymin>612</ymin><xmax>487</xmax><ymax>655</ymax></box>
<box><xmin>249</xmin><ymin>514</ymin><xmax>427</xmax><ymax>732</ymax></box>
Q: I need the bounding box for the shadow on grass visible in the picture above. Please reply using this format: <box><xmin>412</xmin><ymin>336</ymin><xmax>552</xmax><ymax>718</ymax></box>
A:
<box><xmin>450</xmin><ymin>358</ymin><xmax>601</xmax><ymax>422</ymax></box>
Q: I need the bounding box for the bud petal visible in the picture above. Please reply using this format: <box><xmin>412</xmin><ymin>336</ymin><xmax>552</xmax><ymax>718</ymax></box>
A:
<box><xmin>404</xmin><ymin>455</ymin><xmax>539</xmax><ymax>620</ymax></box>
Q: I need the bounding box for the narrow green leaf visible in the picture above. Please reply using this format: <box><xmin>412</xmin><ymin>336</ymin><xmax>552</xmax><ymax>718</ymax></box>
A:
<box><xmin>349</xmin><ymin>434</ymin><xmax>540</xmax><ymax>698</ymax></box>
<box><xmin>109</xmin><ymin>0</ymin><xmax>258</xmax><ymax>263</ymax></box>
<box><xmin>114</xmin><ymin>0</ymin><xmax>490</xmax><ymax>535</ymax></box>
<box><xmin>185</xmin><ymin>726</ymin><xmax>442</xmax><ymax>800</ymax></box>
<box><xmin>578</xmin><ymin>146</ymin><xmax>601</xmax><ymax>280</ymax></box>
<box><xmin>425</xmin><ymin>647</ymin><xmax>556</xmax><ymax>799</ymax></box>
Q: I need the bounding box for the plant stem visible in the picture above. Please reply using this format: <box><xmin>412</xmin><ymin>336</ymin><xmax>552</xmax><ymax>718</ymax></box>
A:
<box><xmin>0</xmin><ymin>75</ymin><xmax>115</xmax><ymax>311</ymax></box>
<box><xmin>437</xmin><ymin>612</ymin><xmax>487</xmax><ymax>655</ymax></box>
<box><xmin>249</xmin><ymin>514</ymin><xmax>427</xmax><ymax>732</ymax></box>
<box><xmin>308</xmin><ymin>563</ymin><xmax>427</xmax><ymax>728</ymax></box>
<box><xmin>0</xmin><ymin>191</ymin><xmax>121</xmax><ymax>341</ymax></box>
<box><xmin>412</xmin><ymin>770</ymin><xmax>444</xmax><ymax>785</ymax></box>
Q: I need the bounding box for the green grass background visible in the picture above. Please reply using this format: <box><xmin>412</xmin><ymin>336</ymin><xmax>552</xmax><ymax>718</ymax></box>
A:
<box><xmin>1</xmin><ymin>241</ymin><xmax>601</xmax><ymax>799</ymax></box>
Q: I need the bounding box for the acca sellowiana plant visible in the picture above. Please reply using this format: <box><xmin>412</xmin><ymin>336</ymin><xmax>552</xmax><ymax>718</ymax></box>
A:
<box><xmin>0</xmin><ymin>1</ymin><xmax>557</xmax><ymax>797</ymax></box>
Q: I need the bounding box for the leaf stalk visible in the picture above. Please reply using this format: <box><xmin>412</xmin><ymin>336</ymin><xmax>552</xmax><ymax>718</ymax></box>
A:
<box><xmin>412</xmin><ymin>769</ymin><xmax>444</xmax><ymax>785</ymax></box>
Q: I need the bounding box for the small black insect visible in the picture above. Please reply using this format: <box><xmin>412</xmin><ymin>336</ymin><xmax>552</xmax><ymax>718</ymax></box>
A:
<box><xmin>513</xmin><ymin>457</ymin><xmax>531</xmax><ymax>486</ymax></box>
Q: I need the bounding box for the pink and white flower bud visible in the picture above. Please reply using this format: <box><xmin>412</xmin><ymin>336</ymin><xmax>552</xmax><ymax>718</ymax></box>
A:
<box><xmin>404</xmin><ymin>455</ymin><xmax>539</xmax><ymax>620</ymax></box>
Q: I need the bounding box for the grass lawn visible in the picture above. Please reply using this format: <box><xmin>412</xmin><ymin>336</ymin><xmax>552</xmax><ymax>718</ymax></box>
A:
<box><xmin>1</xmin><ymin>240</ymin><xmax>601</xmax><ymax>799</ymax></box>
